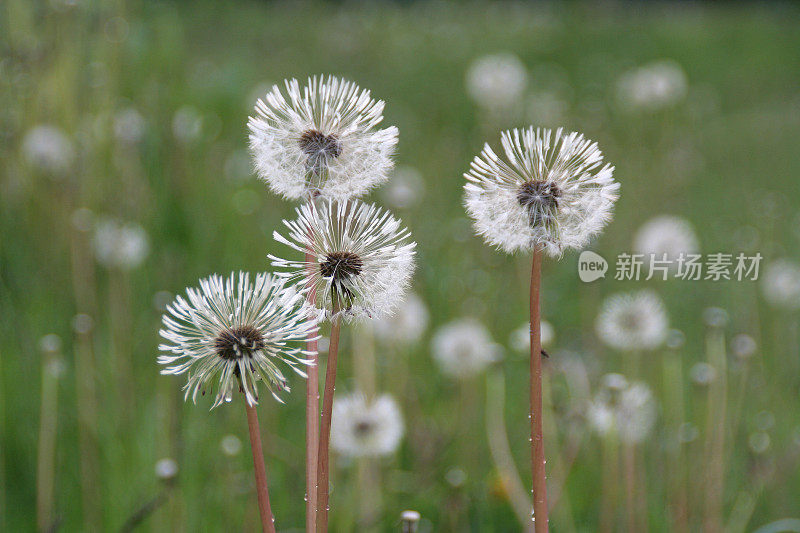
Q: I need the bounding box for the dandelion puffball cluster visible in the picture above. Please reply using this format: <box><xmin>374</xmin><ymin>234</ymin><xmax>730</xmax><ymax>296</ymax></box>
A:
<box><xmin>270</xmin><ymin>200</ymin><xmax>416</xmax><ymax>322</ymax></box>
<box><xmin>158</xmin><ymin>272</ymin><xmax>316</xmax><ymax>408</ymax></box>
<box><xmin>464</xmin><ymin>127</ymin><xmax>619</xmax><ymax>256</ymax></box>
<box><xmin>248</xmin><ymin>75</ymin><xmax>398</xmax><ymax>201</ymax></box>
<box><xmin>432</xmin><ymin>318</ymin><xmax>501</xmax><ymax>379</ymax></box>
<box><xmin>588</xmin><ymin>374</ymin><xmax>657</xmax><ymax>444</ymax></box>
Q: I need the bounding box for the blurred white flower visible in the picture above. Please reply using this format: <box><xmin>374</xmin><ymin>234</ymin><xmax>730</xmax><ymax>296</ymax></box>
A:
<box><xmin>761</xmin><ymin>259</ymin><xmax>800</xmax><ymax>310</ymax></box>
<box><xmin>464</xmin><ymin>127</ymin><xmax>619</xmax><ymax>256</ymax></box>
<box><xmin>702</xmin><ymin>307</ymin><xmax>729</xmax><ymax>328</ymax></box>
<box><xmin>39</xmin><ymin>334</ymin><xmax>63</xmax><ymax>354</ymax></box>
<box><xmin>432</xmin><ymin>318</ymin><xmax>500</xmax><ymax>378</ymax></box>
<box><xmin>172</xmin><ymin>106</ymin><xmax>203</xmax><ymax>143</ymax></box>
<box><xmin>633</xmin><ymin>215</ymin><xmax>699</xmax><ymax>267</ymax></box>
<box><xmin>588</xmin><ymin>376</ymin><xmax>656</xmax><ymax>444</ymax></box>
<box><xmin>331</xmin><ymin>393</ymin><xmax>404</xmax><ymax>458</ymax></box>
<box><xmin>271</xmin><ymin>200</ymin><xmax>416</xmax><ymax>323</ymax></box>
<box><xmin>509</xmin><ymin>320</ymin><xmax>554</xmax><ymax>352</ymax></box>
<box><xmin>92</xmin><ymin>217</ymin><xmax>150</xmax><ymax>269</ymax></box>
<box><xmin>690</xmin><ymin>362</ymin><xmax>716</xmax><ymax>386</ymax></box>
<box><xmin>113</xmin><ymin>107</ymin><xmax>146</xmax><ymax>144</ymax></box>
<box><xmin>22</xmin><ymin>125</ymin><xmax>75</xmax><ymax>176</ymax></box>
<box><xmin>220</xmin><ymin>434</ymin><xmax>242</xmax><ymax>456</ymax></box>
<box><xmin>596</xmin><ymin>290</ymin><xmax>668</xmax><ymax>351</ymax></box>
<box><xmin>731</xmin><ymin>334</ymin><xmax>757</xmax><ymax>359</ymax></box>
<box><xmin>380</xmin><ymin>166</ymin><xmax>425</xmax><ymax>209</ymax></box>
<box><xmin>249</xmin><ymin>75</ymin><xmax>398</xmax><ymax>201</ymax></box>
<box><xmin>748</xmin><ymin>432</ymin><xmax>770</xmax><ymax>454</ymax></box>
<box><xmin>155</xmin><ymin>458</ymin><xmax>178</xmax><ymax>481</ymax></box>
<box><xmin>617</xmin><ymin>60</ymin><xmax>688</xmax><ymax>111</ymax></box>
<box><xmin>466</xmin><ymin>53</ymin><xmax>528</xmax><ymax>110</ymax></box>
<box><xmin>158</xmin><ymin>272</ymin><xmax>316</xmax><ymax>408</ymax></box>
<box><xmin>526</xmin><ymin>91</ymin><xmax>568</xmax><ymax>125</ymax></box>
<box><xmin>373</xmin><ymin>292</ymin><xmax>429</xmax><ymax>346</ymax></box>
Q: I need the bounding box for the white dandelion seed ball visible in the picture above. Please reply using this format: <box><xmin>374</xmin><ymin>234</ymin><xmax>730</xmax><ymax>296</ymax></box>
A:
<box><xmin>509</xmin><ymin>320</ymin><xmax>554</xmax><ymax>352</ymax></box>
<box><xmin>155</xmin><ymin>458</ymin><xmax>178</xmax><ymax>481</ymax></box>
<box><xmin>373</xmin><ymin>292</ymin><xmax>429</xmax><ymax>346</ymax></box>
<box><xmin>466</xmin><ymin>53</ymin><xmax>528</xmax><ymax>110</ymax></box>
<box><xmin>595</xmin><ymin>290</ymin><xmax>669</xmax><ymax>351</ymax></box>
<box><xmin>113</xmin><ymin>107</ymin><xmax>146</xmax><ymax>144</ymax></box>
<box><xmin>731</xmin><ymin>334</ymin><xmax>757</xmax><ymax>360</ymax></box>
<box><xmin>464</xmin><ymin>127</ymin><xmax>619</xmax><ymax>256</ymax></box>
<box><xmin>702</xmin><ymin>307</ymin><xmax>729</xmax><ymax>328</ymax></box>
<box><xmin>617</xmin><ymin>60</ymin><xmax>688</xmax><ymax>111</ymax></box>
<box><xmin>380</xmin><ymin>166</ymin><xmax>425</xmax><ymax>209</ymax></box>
<box><xmin>220</xmin><ymin>434</ymin><xmax>242</xmax><ymax>456</ymax></box>
<box><xmin>249</xmin><ymin>75</ymin><xmax>398</xmax><ymax>201</ymax></box>
<box><xmin>432</xmin><ymin>319</ymin><xmax>500</xmax><ymax>378</ymax></box>
<box><xmin>172</xmin><ymin>106</ymin><xmax>203</xmax><ymax>143</ymax></box>
<box><xmin>761</xmin><ymin>259</ymin><xmax>800</xmax><ymax>310</ymax></box>
<box><xmin>748</xmin><ymin>432</ymin><xmax>770</xmax><ymax>454</ymax></box>
<box><xmin>331</xmin><ymin>393</ymin><xmax>404</xmax><ymax>458</ymax></box>
<box><xmin>690</xmin><ymin>362</ymin><xmax>716</xmax><ymax>386</ymax></box>
<box><xmin>22</xmin><ymin>125</ymin><xmax>75</xmax><ymax>176</ymax></box>
<box><xmin>590</xmin><ymin>379</ymin><xmax>656</xmax><ymax>444</ymax></box>
<box><xmin>92</xmin><ymin>217</ymin><xmax>150</xmax><ymax>270</ymax></box>
<box><xmin>633</xmin><ymin>215</ymin><xmax>699</xmax><ymax>267</ymax></box>
<box><xmin>39</xmin><ymin>334</ymin><xmax>63</xmax><ymax>354</ymax></box>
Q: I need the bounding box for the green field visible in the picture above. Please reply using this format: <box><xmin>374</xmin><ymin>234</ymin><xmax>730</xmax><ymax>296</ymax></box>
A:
<box><xmin>2</xmin><ymin>1</ymin><xmax>800</xmax><ymax>531</ymax></box>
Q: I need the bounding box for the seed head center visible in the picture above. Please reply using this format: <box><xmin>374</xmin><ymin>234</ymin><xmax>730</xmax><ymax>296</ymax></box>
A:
<box><xmin>354</xmin><ymin>420</ymin><xmax>373</xmax><ymax>437</ymax></box>
<box><xmin>320</xmin><ymin>251</ymin><xmax>363</xmax><ymax>281</ymax></box>
<box><xmin>517</xmin><ymin>180</ymin><xmax>562</xmax><ymax>211</ymax></box>
<box><xmin>299</xmin><ymin>129</ymin><xmax>342</xmax><ymax>160</ymax></box>
<box><xmin>213</xmin><ymin>325</ymin><xmax>265</xmax><ymax>360</ymax></box>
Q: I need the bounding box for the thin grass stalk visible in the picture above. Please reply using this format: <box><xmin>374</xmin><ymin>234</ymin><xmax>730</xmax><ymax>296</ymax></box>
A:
<box><xmin>354</xmin><ymin>324</ymin><xmax>380</xmax><ymax>528</ymax></box>
<box><xmin>486</xmin><ymin>366</ymin><xmax>534</xmax><ymax>532</ymax></box>
<box><xmin>662</xmin><ymin>349</ymin><xmax>689</xmax><ymax>532</ymax></box>
<box><xmin>317</xmin><ymin>312</ymin><xmax>342</xmax><ymax>532</ymax></box>
<box><xmin>598</xmin><ymin>430</ymin><xmax>619</xmax><ymax>533</ymax></box>
<box><xmin>0</xmin><ymin>346</ymin><xmax>5</xmax><ymax>532</ymax></box>
<box><xmin>305</xmin><ymin>249</ymin><xmax>320</xmax><ymax>533</ymax></box>
<box><xmin>244</xmin><ymin>399</ymin><xmax>276</xmax><ymax>533</ymax></box>
<box><xmin>541</xmin><ymin>375</ymin><xmax>577</xmax><ymax>533</ymax></box>
<box><xmin>529</xmin><ymin>247</ymin><xmax>549</xmax><ymax>532</ymax></box>
<box><xmin>703</xmin><ymin>326</ymin><xmax>727</xmax><ymax>533</ymax></box>
<box><xmin>36</xmin><ymin>352</ymin><xmax>60</xmax><ymax>531</ymax></box>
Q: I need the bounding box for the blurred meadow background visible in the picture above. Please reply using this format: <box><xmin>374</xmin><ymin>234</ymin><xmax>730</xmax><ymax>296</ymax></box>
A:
<box><xmin>3</xmin><ymin>0</ymin><xmax>800</xmax><ymax>531</ymax></box>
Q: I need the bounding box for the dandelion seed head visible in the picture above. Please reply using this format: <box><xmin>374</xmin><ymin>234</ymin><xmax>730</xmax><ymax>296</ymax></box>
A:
<box><xmin>249</xmin><ymin>75</ymin><xmax>398</xmax><ymax>201</ymax></box>
<box><xmin>432</xmin><ymin>319</ymin><xmax>500</xmax><ymax>378</ymax></box>
<box><xmin>92</xmin><ymin>217</ymin><xmax>150</xmax><ymax>270</ymax></box>
<box><xmin>158</xmin><ymin>272</ymin><xmax>316</xmax><ymax>408</ymax></box>
<box><xmin>220</xmin><ymin>434</ymin><xmax>242</xmax><ymax>456</ymax></box>
<box><xmin>595</xmin><ymin>290</ymin><xmax>668</xmax><ymax>351</ymax></box>
<box><xmin>113</xmin><ymin>107</ymin><xmax>146</xmax><ymax>144</ymax></box>
<box><xmin>22</xmin><ymin>125</ymin><xmax>75</xmax><ymax>176</ymax></box>
<box><xmin>464</xmin><ymin>127</ymin><xmax>619</xmax><ymax>256</ymax></box>
<box><xmin>331</xmin><ymin>393</ymin><xmax>404</xmax><ymax>458</ymax></box>
<box><xmin>271</xmin><ymin>200</ymin><xmax>416</xmax><ymax>323</ymax></box>
<box><xmin>589</xmin><ymin>376</ymin><xmax>656</xmax><ymax>444</ymax></box>
<box><xmin>633</xmin><ymin>215</ymin><xmax>699</xmax><ymax>267</ymax></box>
<box><xmin>690</xmin><ymin>362</ymin><xmax>716</xmax><ymax>386</ymax></box>
<box><xmin>466</xmin><ymin>53</ymin><xmax>528</xmax><ymax>110</ymax></box>
<box><xmin>702</xmin><ymin>307</ymin><xmax>729</xmax><ymax>328</ymax></box>
<box><xmin>373</xmin><ymin>292</ymin><xmax>429</xmax><ymax>346</ymax></box>
<box><xmin>731</xmin><ymin>334</ymin><xmax>757</xmax><ymax>360</ymax></box>
<box><xmin>748</xmin><ymin>432</ymin><xmax>771</xmax><ymax>454</ymax></box>
<box><xmin>761</xmin><ymin>259</ymin><xmax>800</xmax><ymax>310</ymax></box>
<box><xmin>381</xmin><ymin>166</ymin><xmax>425</xmax><ymax>209</ymax></box>
<box><xmin>617</xmin><ymin>60</ymin><xmax>688</xmax><ymax>111</ymax></box>
<box><xmin>155</xmin><ymin>458</ymin><xmax>178</xmax><ymax>481</ymax></box>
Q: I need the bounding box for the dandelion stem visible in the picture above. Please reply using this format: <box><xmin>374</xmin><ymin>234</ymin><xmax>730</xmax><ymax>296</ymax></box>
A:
<box><xmin>317</xmin><ymin>312</ymin><xmax>342</xmax><ymax>532</ymax></box>
<box><xmin>244</xmin><ymin>400</ymin><xmax>276</xmax><ymax>533</ymax></box>
<box><xmin>37</xmin><ymin>354</ymin><xmax>60</xmax><ymax>531</ymax></box>
<box><xmin>305</xmin><ymin>250</ymin><xmax>320</xmax><ymax>533</ymax></box>
<box><xmin>703</xmin><ymin>326</ymin><xmax>727</xmax><ymax>533</ymax></box>
<box><xmin>529</xmin><ymin>247</ymin><xmax>549</xmax><ymax>532</ymax></box>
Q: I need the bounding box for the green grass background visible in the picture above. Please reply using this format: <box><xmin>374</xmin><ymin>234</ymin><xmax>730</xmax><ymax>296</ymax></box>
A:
<box><xmin>2</xmin><ymin>1</ymin><xmax>800</xmax><ymax>531</ymax></box>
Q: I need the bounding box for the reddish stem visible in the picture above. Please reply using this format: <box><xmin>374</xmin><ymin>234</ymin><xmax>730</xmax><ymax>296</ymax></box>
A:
<box><xmin>245</xmin><ymin>401</ymin><xmax>276</xmax><ymax>533</ymax></box>
<box><xmin>316</xmin><ymin>314</ymin><xmax>342</xmax><ymax>532</ymax></box>
<box><xmin>305</xmin><ymin>250</ymin><xmax>320</xmax><ymax>533</ymax></box>
<box><xmin>529</xmin><ymin>248</ymin><xmax>549</xmax><ymax>532</ymax></box>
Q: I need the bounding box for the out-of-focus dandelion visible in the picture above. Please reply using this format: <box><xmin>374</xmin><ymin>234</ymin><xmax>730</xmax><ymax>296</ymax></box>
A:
<box><xmin>113</xmin><ymin>107</ymin><xmax>146</xmax><ymax>144</ymax></box>
<box><xmin>158</xmin><ymin>272</ymin><xmax>314</xmax><ymax>408</ymax></box>
<box><xmin>761</xmin><ymin>259</ymin><xmax>800</xmax><ymax>310</ymax></box>
<box><xmin>37</xmin><ymin>334</ymin><xmax>64</xmax><ymax>532</ymax></box>
<box><xmin>401</xmin><ymin>510</ymin><xmax>422</xmax><ymax>533</ymax></box>
<box><xmin>432</xmin><ymin>319</ymin><xmax>500</xmax><ymax>378</ymax></box>
<box><xmin>463</xmin><ymin>125</ymin><xmax>618</xmax><ymax>532</ymax></box>
<box><xmin>373</xmin><ymin>292</ymin><xmax>429</xmax><ymax>346</ymax></box>
<box><xmin>92</xmin><ymin>217</ymin><xmax>150</xmax><ymax>270</ymax></box>
<box><xmin>690</xmin><ymin>362</ymin><xmax>717</xmax><ymax>386</ymax></box>
<box><xmin>172</xmin><ymin>106</ymin><xmax>203</xmax><ymax>143</ymax></box>
<box><xmin>731</xmin><ymin>334</ymin><xmax>757</xmax><ymax>359</ymax></box>
<box><xmin>249</xmin><ymin>75</ymin><xmax>398</xmax><ymax>201</ymax></box>
<box><xmin>595</xmin><ymin>290</ymin><xmax>669</xmax><ymax>352</ymax></box>
<box><xmin>509</xmin><ymin>320</ymin><xmax>554</xmax><ymax>352</ymax></box>
<box><xmin>466</xmin><ymin>53</ymin><xmax>528</xmax><ymax>110</ymax></box>
<box><xmin>380</xmin><ymin>166</ymin><xmax>426</xmax><ymax>209</ymax></box>
<box><xmin>702</xmin><ymin>307</ymin><xmax>729</xmax><ymax>329</ymax></box>
<box><xmin>22</xmin><ymin>125</ymin><xmax>75</xmax><ymax>176</ymax></box>
<box><xmin>616</xmin><ymin>60</ymin><xmax>688</xmax><ymax>111</ymax></box>
<box><xmin>633</xmin><ymin>215</ymin><xmax>699</xmax><ymax>267</ymax></box>
<box><xmin>331</xmin><ymin>393</ymin><xmax>404</xmax><ymax>458</ymax></box>
<box><xmin>271</xmin><ymin>200</ymin><xmax>416</xmax><ymax>322</ymax></box>
<box><xmin>464</xmin><ymin>127</ymin><xmax>619</xmax><ymax>256</ymax></box>
<box><xmin>220</xmin><ymin>435</ymin><xmax>242</xmax><ymax>457</ymax></box>
<box><xmin>154</xmin><ymin>458</ymin><xmax>178</xmax><ymax>482</ymax></box>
